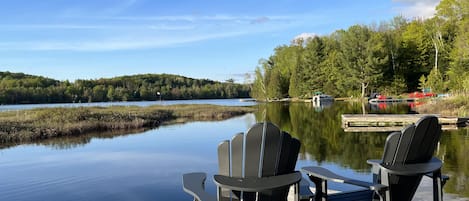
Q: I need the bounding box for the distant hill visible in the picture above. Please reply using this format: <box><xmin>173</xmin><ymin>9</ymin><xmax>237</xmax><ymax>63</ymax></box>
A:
<box><xmin>0</xmin><ymin>71</ymin><xmax>251</xmax><ymax>104</ymax></box>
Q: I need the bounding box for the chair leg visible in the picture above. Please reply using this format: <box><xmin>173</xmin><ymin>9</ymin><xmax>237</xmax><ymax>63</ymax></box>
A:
<box><xmin>432</xmin><ymin>170</ymin><xmax>443</xmax><ymax>201</ymax></box>
<box><xmin>294</xmin><ymin>183</ymin><xmax>299</xmax><ymax>201</ymax></box>
<box><xmin>217</xmin><ymin>186</ymin><xmax>222</xmax><ymax>201</ymax></box>
<box><xmin>379</xmin><ymin>169</ymin><xmax>390</xmax><ymax>201</ymax></box>
<box><xmin>309</xmin><ymin>176</ymin><xmax>328</xmax><ymax>201</ymax></box>
<box><xmin>373</xmin><ymin>189</ymin><xmax>386</xmax><ymax>201</ymax></box>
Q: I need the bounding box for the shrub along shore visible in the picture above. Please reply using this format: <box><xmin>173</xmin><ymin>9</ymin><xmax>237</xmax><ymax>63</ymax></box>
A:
<box><xmin>415</xmin><ymin>95</ymin><xmax>469</xmax><ymax>117</ymax></box>
<box><xmin>0</xmin><ymin>104</ymin><xmax>255</xmax><ymax>143</ymax></box>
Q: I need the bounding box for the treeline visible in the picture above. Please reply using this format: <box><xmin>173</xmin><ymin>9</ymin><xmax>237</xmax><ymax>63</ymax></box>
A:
<box><xmin>0</xmin><ymin>72</ymin><xmax>251</xmax><ymax>104</ymax></box>
<box><xmin>252</xmin><ymin>0</ymin><xmax>469</xmax><ymax>100</ymax></box>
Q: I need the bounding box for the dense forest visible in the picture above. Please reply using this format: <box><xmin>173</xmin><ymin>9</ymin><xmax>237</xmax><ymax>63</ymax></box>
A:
<box><xmin>0</xmin><ymin>72</ymin><xmax>250</xmax><ymax>104</ymax></box>
<box><xmin>251</xmin><ymin>0</ymin><xmax>469</xmax><ymax>100</ymax></box>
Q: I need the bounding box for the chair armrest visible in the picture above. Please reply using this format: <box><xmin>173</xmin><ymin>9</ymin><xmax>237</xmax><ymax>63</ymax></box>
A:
<box><xmin>366</xmin><ymin>159</ymin><xmax>382</xmax><ymax>177</ymax></box>
<box><xmin>301</xmin><ymin>166</ymin><xmax>387</xmax><ymax>192</ymax></box>
<box><xmin>213</xmin><ymin>171</ymin><xmax>302</xmax><ymax>192</ymax></box>
<box><xmin>425</xmin><ymin>172</ymin><xmax>450</xmax><ymax>183</ymax></box>
<box><xmin>366</xmin><ymin>159</ymin><xmax>382</xmax><ymax>166</ymax></box>
<box><xmin>182</xmin><ymin>172</ymin><xmax>216</xmax><ymax>201</ymax></box>
<box><xmin>379</xmin><ymin>157</ymin><xmax>442</xmax><ymax>176</ymax></box>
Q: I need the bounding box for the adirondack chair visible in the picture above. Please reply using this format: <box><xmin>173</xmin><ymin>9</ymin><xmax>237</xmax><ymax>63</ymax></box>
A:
<box><xmin>301</xmin><ymin>115</ymin><xmax>448</xmax><ymax>201</ymax></box>
<box><xmin>182</xmin><ymin>122</ymin><xmax>303</xmax><ymax>201</ymax></box>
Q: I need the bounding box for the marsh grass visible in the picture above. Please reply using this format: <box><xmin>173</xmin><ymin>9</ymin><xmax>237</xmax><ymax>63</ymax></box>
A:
<box><xmin>416</xmin><ymin>94</ymin><xmax>469</xmax><ymax>117</ymax></box>
<box><xmin>0</xmin><ymin>104</ymin><xmax>255</xmax><ymax>143</ymax></box>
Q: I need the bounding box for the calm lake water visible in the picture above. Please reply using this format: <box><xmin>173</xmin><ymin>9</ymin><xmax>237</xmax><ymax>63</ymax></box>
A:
<box><xmin>0</xmin><ymin>100</ymin><xmax>468</xmax><ymax>201</ymax></box>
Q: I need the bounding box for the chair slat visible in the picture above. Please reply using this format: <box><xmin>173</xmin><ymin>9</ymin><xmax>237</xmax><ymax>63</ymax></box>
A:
<box><xmin>427</xmin><ymin>122</ymin><xmax>442</xmax><ymax>160</ymax></box>
<box><xmin>407</xmin><ymin>116</ymin><xmax>441</xmax><ymax>163</ymax></box>
<box><xmin>218</xmin><ymin>142</ymin><xmax>232</xmax><ymax>201</ymax></box>
<box><xmin>393</xmin><ymin>124</ymin><xmax>415</xmax><ymax>164</ymax></box>
<box><xmin>261</xmin><ymin>123</ymin><xmax>283</xmax><ymax>177</ymax></box>
<box><xmin>421</xmin><ymin>118</ymin><xmax>442</xmax><ymax>161</ymax></box>
<box><xmin>381</xmin><ymin>132</ymin><xmax>401</xmax><ymax>165</ymax></box>
<box><xmin>277</xmin><ymin>132</ymin><xmax>292</xmax><ymax>174</ymax></box>
<box><xmin>263</xmin><ymin>135</ymin><xmax>300</xmax><ymax>201</ymax></box>
<box><xmin>218</xmin><ymin>140</ymin><xmax>230</xmax><ymax>176</ymax></box>
<box><xmin>231</xmin><ymin>133</ymin><xmax>244</xmax><ymax>177</ymax></box>
<box><xmin>244</xmin><ymin>123</ymin><xmax>264</xmax><ymax>177</ymax></box>
<box><xmin>286</xmin><ymin>138</ymin><xmax>301</xmax><ymax>172</ymax></box>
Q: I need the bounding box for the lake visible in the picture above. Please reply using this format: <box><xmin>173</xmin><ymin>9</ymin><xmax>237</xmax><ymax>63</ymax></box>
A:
<box><xmin>0</xmin><ymin>100</ymin><xmax>468</xmax><ymax>201</ymax></box>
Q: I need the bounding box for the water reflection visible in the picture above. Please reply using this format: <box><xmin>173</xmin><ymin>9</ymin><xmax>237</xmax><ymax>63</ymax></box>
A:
<box><xmin>438</xmin><ymin>128</ymin><xmax>469</xmax><ymax>198</ymax></box>
<box><xmin>0</xmin><ymin>129</ymin><xmax>147</xmax><ymax>150</ymax></box>
<box><xmin>0</xmin><ymin>116</ymin><xmax>256</xmax><ymax>201</ymax></box>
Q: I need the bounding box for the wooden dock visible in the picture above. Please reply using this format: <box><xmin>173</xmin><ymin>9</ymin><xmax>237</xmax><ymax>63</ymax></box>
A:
<box><xmin>342</xmin><ymin>114</ymin><xmax>468</xmax><ymax>132</ymax></box>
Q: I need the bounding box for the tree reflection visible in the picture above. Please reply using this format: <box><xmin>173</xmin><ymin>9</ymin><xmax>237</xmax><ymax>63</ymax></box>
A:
<box><xmin>437</xmin><ymin>128</ymin><xmax>469</xmax><ymax>197</ymax></box>
<box><xmin>254</xmin><ymin>102</ymin><xmax>395</xmax><ymax>170</ymax></box>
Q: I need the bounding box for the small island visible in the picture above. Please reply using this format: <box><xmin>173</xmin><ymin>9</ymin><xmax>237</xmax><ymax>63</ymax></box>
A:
<box><xmin>0</xmin><ymin>104</ymin><xmax>255</xmax><ymax>143</ymax></box>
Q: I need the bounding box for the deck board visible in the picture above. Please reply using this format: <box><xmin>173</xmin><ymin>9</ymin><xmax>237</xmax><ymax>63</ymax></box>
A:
<box><xmin>342</xmin><ymin>114</ymin><xmax>467</xmax><ymax>132</ymax></box>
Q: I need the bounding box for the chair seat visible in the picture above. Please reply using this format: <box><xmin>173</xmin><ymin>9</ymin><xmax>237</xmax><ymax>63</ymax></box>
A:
<box><xmin>213</xmin><ymin>172</ymin><xmax>302</xmax><ymax>192</ymax></box>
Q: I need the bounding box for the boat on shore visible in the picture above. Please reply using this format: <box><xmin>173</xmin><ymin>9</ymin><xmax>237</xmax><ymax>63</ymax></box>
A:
<box><xmin>312</xmin><ymin>94</ymin><xmax>334</xmax><ymax>103</ymax></box>
<box><xmin>368</xmin><ymin>93</ymin><xmax>416</xmax><ymax>104</ymax></box>
<box><xmin>368</xmin><ymin>98</ymin><xmax>416</xmax><ymax>104</ymax></box>
<box><xmin>239</xmin><ymin>98</ymin><xmax>256</xmax><ymax>102</ymax></box>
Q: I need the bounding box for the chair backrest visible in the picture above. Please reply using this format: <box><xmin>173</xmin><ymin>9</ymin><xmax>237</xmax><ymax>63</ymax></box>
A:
<box><xmin>217</xmin><ymin>122</ymin><xmax>301</xmax><ymax>201</ymax></box>
<box><xmin>380</xmin><ymin>115</ymin><xmax>442</xmax><ymax>201</ymax></box>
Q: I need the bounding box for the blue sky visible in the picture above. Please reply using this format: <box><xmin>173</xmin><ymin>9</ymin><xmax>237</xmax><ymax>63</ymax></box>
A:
<box><xmin>0</xmin><ymin>0</ymin><xmax>440</xmax><ymax>83</ymax></box>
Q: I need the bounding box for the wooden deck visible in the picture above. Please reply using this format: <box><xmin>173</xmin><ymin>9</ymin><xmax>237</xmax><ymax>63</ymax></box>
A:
<box><xmin>289</xmin><ymin>177</ymin><xmax>464</xmax><ymax>201</ymax></box>
<box><xmin>288</xmin><ymin>183</ymin><xmax>372</xmax><ymax>201</ymax></box>
<box><xmin>342</xmin><ymin>114</ymin><xmax>468</xmax><ymax>132</ymax></box>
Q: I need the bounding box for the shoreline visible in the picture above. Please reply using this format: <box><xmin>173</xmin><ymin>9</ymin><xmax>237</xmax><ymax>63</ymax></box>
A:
<box><xmin>0</xmin><ymin>104</ymin><xmax>256</xmax><ymax>143</ymax></box>
<box><xmin>415</xmin><ymin>95</ymin><xmax>469</xmax><ymax>117</ymax></box>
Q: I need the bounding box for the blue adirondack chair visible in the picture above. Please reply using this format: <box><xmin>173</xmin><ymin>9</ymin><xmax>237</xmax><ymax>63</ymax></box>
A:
<box><xmin>301</xmin><ymin>115</ymin><xmax>448</xmax><ymax>201</ymax></box>
<box><xmin>182</xmin><ymin>122</ymin><xmax>304</xmax><ymax>201</ymax></box>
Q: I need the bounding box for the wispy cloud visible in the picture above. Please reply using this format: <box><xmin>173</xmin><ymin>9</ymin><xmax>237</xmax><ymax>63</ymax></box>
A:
<box><xmin>0</xmin><ymin>23</ymin><xmax>195</xmax><ymax>31</ymax></box>
<box><xmin>251</xmin><ymin>16</ymin><xmax>270</xmax><ymax>24</ymax></box>
<box><xmin>392</xmin><ymin>0</ymin><xmax>441</xmax><ymax>18</ymax></box>
<box><xmin>293</xmin><ymin>32</ymin><xmax>317</xmax><ymax>41</ymax></box>
<box><xmin>0</xmin><ymin>13</ymin><xmax>304</xmax><ymax>51</ymax></box>
<box><xmin>0</xmin><ymin>31</ymin><xmax>249</xmax><ymax>51</ymax></box>
<box><xmin>58</xmin><ymin>0</ymin><xmax>140</xmax><ymax>18</ymax></box>
<box><xmin>0</xmin><ymin>24</ymin><xmax>118</xmax><ymax>30</ymax></box>
<box><xmin>98</xmin><ymin>14</ymin><xmax>293</xmax><ymax>23</ymax></box>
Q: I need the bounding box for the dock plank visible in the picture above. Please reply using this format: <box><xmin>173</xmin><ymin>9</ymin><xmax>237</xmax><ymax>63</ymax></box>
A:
<box><xmin>342</xmin><ymin>114</ymin><xmax>459</xmax><ymax>126</ymax></box>
<box><xmin>343</xmin><ymin>125</ymin><xmax>458</xmax><ymax>132</ymax></box>
<box><xmin>341</xmin><ymin>114</ymin><xmax>465</xmax><ymax>132</ymax></box>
